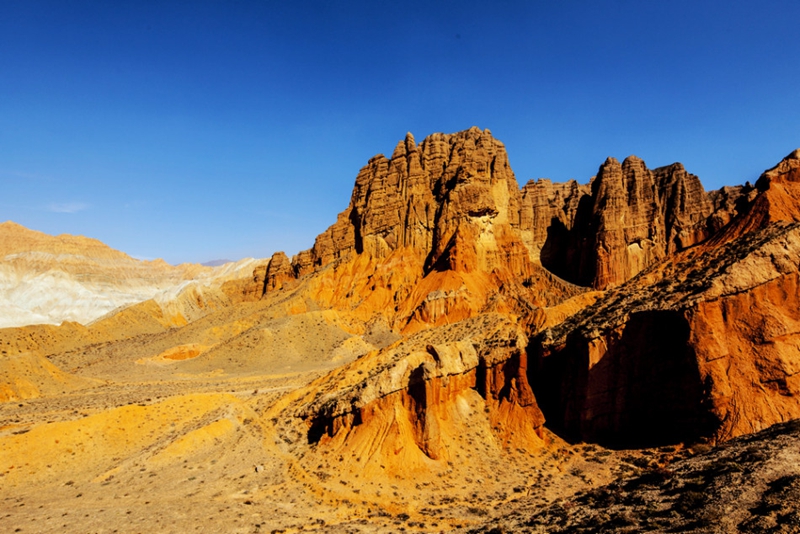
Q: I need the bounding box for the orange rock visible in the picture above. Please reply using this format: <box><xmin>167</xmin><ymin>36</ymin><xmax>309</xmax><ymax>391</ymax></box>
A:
<box><xmin>248</xmin><ymin>128</ymin><xmax>585</xmax><ymax>332</ymax></box>
<box><xmin>531</xmin><ymin>217</ymin><xmax>800</xmax><ymax>447</ymax></box>
<box><xmin>292</xmin><ymin>314</ymin><xmax>545</xmax><ymax>474</ymax></box>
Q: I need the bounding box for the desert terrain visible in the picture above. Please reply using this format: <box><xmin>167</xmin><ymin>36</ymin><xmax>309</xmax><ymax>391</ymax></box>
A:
<box><xmin>3</xmin><ymin>128</ymin><xmax>800</xmax><ymax>533</ymax></box>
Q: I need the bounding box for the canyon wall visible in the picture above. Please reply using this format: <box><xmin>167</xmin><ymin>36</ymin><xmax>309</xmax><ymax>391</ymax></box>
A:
<box><xmin>529</xmin><ymin>150</ymin><xmax>800</xmax><ymax>446</ymax></box>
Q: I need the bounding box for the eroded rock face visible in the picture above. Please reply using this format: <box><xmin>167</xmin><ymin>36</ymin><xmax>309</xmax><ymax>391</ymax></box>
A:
<box><xmin>264</xmin><ymin>251</ymin><xmax>293</xmax><ymax>291</ymax></box>
<box><xmin>253</xmin><ymin>128</ymin><xmax>743</xmax><ymax>301</ymax></box>
<box><xmin>250</xmin><ymin>127</ymin><xmax>585</xmax><ymax>332</ymax></box>
<box><xmin>533</xmin><ymin>157</ymin><xmax>715</xmax><ymax>288</ymax></box>
<box><xmin>297</xmin><ymin>127</ymin><xmax>529</xmax><ymax>276</ymax></box>
<box><xmin>528</xmin><ymin>151</ymin><xmax>800</xmax><ymax>448</ymax></box>
<box><xmin>519</xmin><ymin>178</ymin><xmax>590</xmax><ymax>265</ymax></box>
<box><xmin>531</xmin><ymin>220</ymin><xmax>800</xmax><ymax>447</ymax></box>
<box><xmin>709</xmin><ymin>149</ymin><xmax>800</xmax><ymax>243</ymax></box>
<box><xmin>292</xmin><ymin>314</ymin><xmax>544</xmax><ymax>470</ymax></box>
<box><xmin>245</xmin><ymin>129</ymin><xmax>800</xmax><ymax>453</ymax></box>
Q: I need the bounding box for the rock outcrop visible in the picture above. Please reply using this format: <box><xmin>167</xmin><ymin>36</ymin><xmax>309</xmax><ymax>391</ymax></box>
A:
<box><xmin>519</xmin><ymin>178</ymin><xmax>590</xmax><ymax>264</ymax></box>
<box><xmin>708</xmin><ymin>148</ymin><xmax>800</xmax><ymax>244</ymax></box>
<box><xmin>297</xmin><ymin>127</ymin><xmax>529</xmax><ymax>274</ymax></box>
<box><xmin>529</xmin><ymin>157</ymin><xmax>716</xmax><ymax>288</ymax></box>
<box><xmin>263</xmin><ymin>251</ymin><xmax>294</xmax><ymax>291</ymax></box>
<box><xmin>285</xmin><ymin>314</ymin><xmax>544</xmax><ymax>475</ymax></box>
<box><xmin>252</xmin><ymin>128</ymin><xmax>754</xmax><ymax>312</ymax></box>
<box><xmin>531</xmin><ymin>216</ymin><xmax>800</xmax><ymax>447</ymax></box>
<box><xmin>249</xmin><ymin>127</ymin><xmax>585</xmax><ymax>332</ymax></box>
<box><xmin>244</xmin><ymin>130</ymin><xmax>800</xmax><ymax>454</ymax></box>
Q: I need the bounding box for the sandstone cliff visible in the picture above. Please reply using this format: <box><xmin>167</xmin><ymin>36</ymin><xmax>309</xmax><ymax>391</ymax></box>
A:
<box><xmin>244</xmin><ymin>132</ymin><xmax>800</xmax><ymax>455</ymax></box>
<box><xmin>531</xmin><ymin>205</ymin><xmax>800</xmax><ymax>448</ymax></box>
<box><xmin>525</xmin><ymin>157</ymin><xmax>726</xmax><ymax>289</ymax></box>
<box><xmin>251</xmin><ymin>127</ymin><xmax>584</xmax><ymax>332</ymax></box>
<box><xmin>279</xmin><ymin>313</ymin><xmax>544</xmax><ymax>477</ymax></box>
<box><xmin>278</xmin><ymin>139</ymin><xmax>800</xmax><ymax>455</ymax></box>
<box><xmin>252</xmin><ymin>129</ymin><xmax>750</xmax><ymax>310</ymax></box>
<box><xmin>300</xmin><ymin>127</ymin><xmax>526</xmax><ymax>272</ymax></box>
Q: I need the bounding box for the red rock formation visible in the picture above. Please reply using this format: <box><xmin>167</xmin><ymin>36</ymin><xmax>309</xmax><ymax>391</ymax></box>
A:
<box><xmin>708</xmin><ymin>149</ymin><xmax>800</xmax><ymax>244</ymax></box>
<box><xmin>252</xmin><ymin>128</ymin><xmax>748</xmax><ymax>301</ymax></box>
<box><xmin>532</xmin><ymin>157</ymin><xmax>715</xmax><ymax>289</ymax></box>
<box><xmin>531</xmin><ymin>212</ymin><xmax>800</xmax><ymax>447</ymax></box>
<box><xmin>294</xmin><ymin>314</ymin><xmax>545</xmax><ymax>472</ymax></box>
<box><xmin>296</xmin><ymin>127</ymin><xmax>529</xmax><ymax>274</ymax></box>
<box><xmin>250</xmin><ymin>127</ymin><xmax>584</xmax><ymax>331</ymax></box>
<box><xmin>514</xmin><ymin>155</ymin><xmax>744</xmax><ymax>290</ymax></box>
<box><xmin>253</xmin><ymin>137</ymin><xmax>800</xmax><ymax>464</ymax></box>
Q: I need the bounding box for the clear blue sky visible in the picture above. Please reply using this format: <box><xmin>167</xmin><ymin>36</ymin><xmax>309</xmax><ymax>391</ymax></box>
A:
<box><xmin>2</xmin><ymin>1</ymin><xmax>799</xmax><ymax>264</ymax></box>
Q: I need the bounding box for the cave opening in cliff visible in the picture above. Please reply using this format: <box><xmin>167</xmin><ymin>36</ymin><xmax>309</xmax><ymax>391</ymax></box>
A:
<box><xmin>531</xmin><ymin>310</ymin><xmax>719</xmax><ymax>449</ymax></box>
<box><xmin>306</xmin><ymin>415</ymin><xmax>330</xmax><ymax>444</ymax></box>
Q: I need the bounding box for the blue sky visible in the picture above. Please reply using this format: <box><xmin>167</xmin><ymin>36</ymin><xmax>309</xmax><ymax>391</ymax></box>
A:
<box><xmin>1</xmin><ymin>1</ymin><xmax>799</xmax><ymax>264</ymax></box>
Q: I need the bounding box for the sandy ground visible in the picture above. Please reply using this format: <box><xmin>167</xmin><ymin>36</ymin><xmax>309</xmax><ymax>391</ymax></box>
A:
<box><xmin>0</xmin><ymin>361</ymin><xmax>679</xmax><ymax>533</ymax></box>
<box><xmin>0</xmin><ymin>292</ymin><xmax>681</xmax><ymax>533</ymax></box>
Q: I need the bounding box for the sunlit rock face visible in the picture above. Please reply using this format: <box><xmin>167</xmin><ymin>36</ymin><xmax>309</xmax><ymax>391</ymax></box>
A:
<box><xmin>251</xmin><ymin>127</ymin><xmax>583</xmax><ymax>333</ymax></box>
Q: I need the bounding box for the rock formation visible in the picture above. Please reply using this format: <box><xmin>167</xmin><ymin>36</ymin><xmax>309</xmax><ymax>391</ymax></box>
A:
<box><xmin>264</xmin><ymin>251</ymin><xmax>294</xmax><ymax>291</ymax></box>
<box><xmin>285</xmin><ymin>314</ymin><xmax>543</xmax><ymax>475</ymax></box>
<box><xmin>283</xmin><ymin>139</ymin><xmax>800</xmax><ymax>456</ymax></box>
<box><xmin>526</xmin><ymin>157</ymin><xmax>719</xmax><ymax>288</ymax></box>
<box><xmin>295</xmin><ymin>127</ymin><xmax>530</xmax><ymax>274</ymax></box>
<box><xmin>519</xmin><ymin>178</ymin><xmax>589</xmax><ymax>264</ymax></box>
<box><xmin>529</xmin><ymin>150</ymin><xmax>800</xmax><ymax>447</ymax></box>
<box><xmin>249</xmin><ymin>127</ymin><xmax>584</xmax><ymax>332</ymax></box>
<box><xmin>4</xmin><ymin>127</ymin><xmax>800</xmax><ymax>532</ymax></box>
<box><xmin>250</xmin><ymin>128</ymin><xmax>751</xmax><ymax>317</ymax></box>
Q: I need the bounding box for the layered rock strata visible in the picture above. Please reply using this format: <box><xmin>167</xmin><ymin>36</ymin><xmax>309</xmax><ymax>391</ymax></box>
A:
<box><xmin>289</xmin><ymin>314</ymin><xmax>544</xmax><ymax>471</ymax></box>
<box><xmin>251</xmin><ymin>127</ymin><xmax>584</xmax><ymax>331</ymax></box>
<box><xmin>0</xmin><ymin>221</ymin><xmax>217</xmax><ymax>328</ymax></box>
<box><xmin>531</xmin><ymin>218</ymin><xmax>800</xmax><ymax>447</ymax></box>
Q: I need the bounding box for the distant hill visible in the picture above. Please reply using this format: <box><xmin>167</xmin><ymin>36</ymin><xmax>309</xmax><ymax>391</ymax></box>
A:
<box><xmin>201</xmin><ymin>259</ymin><xmax>233</xmax><ymax>267</ymax></box>
<box><xmin>0</xmin><ymin>221</ymin><xmax>213</xmax><ymax>328</ymax></box>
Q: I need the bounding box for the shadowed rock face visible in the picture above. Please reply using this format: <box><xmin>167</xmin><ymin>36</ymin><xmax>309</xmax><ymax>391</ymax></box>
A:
<box><xmin>532</xmin><ymin>217</ymin><xmax>800</xmax><ymax>447</ymax></box>
<box><xmin>251</xmin><ymin>129</ymin><xmax>800</xmax><ymax>453</ymax></box>
<box><xmin>535</xmin><ymin>157</ymin><xmax>717</xmax><ymax>289</ymax></box>
<box><xmin>532</xmin><ymin>310</ymin><xmax>718</xmax><ymax>448</ymax></box>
